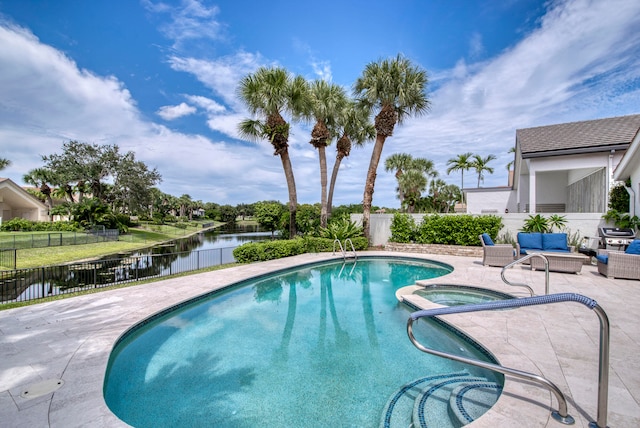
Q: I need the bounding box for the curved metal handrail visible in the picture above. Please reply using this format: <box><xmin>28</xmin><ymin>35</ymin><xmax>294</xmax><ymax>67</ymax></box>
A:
<box><xmin>501</xmin><ymin>253</ymin><xmax>550</xmax><ymax>296</ymax></box>
<box><xmin>332</xmin><ymin>239</ymin><xmax>345</xmax><ymax>259</ymax></box>
<box><xmin>407</xmin><ymin>293</ymin><xmax>610</xmax><ymax>428</ymax></box>
<box><xmin>344</xmin><ymin>238</ymin><xmax>357</xmax><ymax>260</ymax></box>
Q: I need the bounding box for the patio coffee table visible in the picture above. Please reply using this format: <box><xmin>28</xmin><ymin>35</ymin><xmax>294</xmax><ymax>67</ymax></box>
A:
<box><xmin>525</xmin><ymin>251</ymin><xmax>590</xmax><ymax>274</ymax></box>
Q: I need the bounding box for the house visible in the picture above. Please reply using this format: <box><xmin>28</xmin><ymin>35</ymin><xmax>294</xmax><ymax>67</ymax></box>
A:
<box><xmin>466</xmin><ymin>114</ymin><xmax>640</xmax><ymax>215</ymax></box>
<box><xmin>0</xmin><ymin>177</ymin><xmax>49</xmax><ymax>223</ymax></box>
<box><xmin>612</xmin><ymin>125</ymin><xmax>640</xmax><ymax>217</ymax></box>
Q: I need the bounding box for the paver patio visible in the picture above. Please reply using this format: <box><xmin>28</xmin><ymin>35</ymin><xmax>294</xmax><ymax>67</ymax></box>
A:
<box><xmin>1</xmin><ymin>251</ymin><xmax>639</xmax><ymax>427</ymax></box>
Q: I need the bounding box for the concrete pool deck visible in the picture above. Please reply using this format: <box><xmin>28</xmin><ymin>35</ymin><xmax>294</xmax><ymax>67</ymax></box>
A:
<box><xmin>0</xmin><ymin>251</ymin><xmax>639</xmax><ymax>427</ymax></box>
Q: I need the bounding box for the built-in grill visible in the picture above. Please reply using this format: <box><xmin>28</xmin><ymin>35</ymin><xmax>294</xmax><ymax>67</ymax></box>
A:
<box><xmin>598</xmin><ymin>227</ymin><xmax>636</xmax><ymax>250</ymax></box>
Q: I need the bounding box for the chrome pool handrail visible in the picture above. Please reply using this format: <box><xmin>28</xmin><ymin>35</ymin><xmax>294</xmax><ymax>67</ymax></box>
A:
<box><xmin>501</xmin><ymin>253</ymin><xmax>550</xmax><ymax>296</ymax></box>
<box><xmin>406</xmin><ymin>293</ymin><xmax>610</xmax><ymax>428</ymax></box>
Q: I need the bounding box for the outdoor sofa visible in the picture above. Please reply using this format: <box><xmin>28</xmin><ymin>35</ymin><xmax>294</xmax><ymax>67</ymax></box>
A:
<box><xmin>596</xmin><ymin>239</ymin><xmax>640</xmax><ymax>280</ymax></box>
<box><xmin>516</xmin><ymin>232</ymin><xmax>574</xmax><ymax>255</ymax></box>
<box><xmin>479</xmin><ymin>233</ymin><xmax>516</xmax><ymax>267</ymax></box>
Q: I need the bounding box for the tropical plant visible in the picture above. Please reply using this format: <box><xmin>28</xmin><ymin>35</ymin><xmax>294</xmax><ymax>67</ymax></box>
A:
<box><xmin>603</xmin><ymin>209</ymin><xmax>640</xmax><ymax>231</ymax></box>
<box><xmin>327</xmin><ymin>101</ymin><xmax>375</xmax><ymax>218</ymax></box>
<box><xmin>353</xmin><ymin>54</ymin><xmax>430</xmax><ymax>239</ymax></box>
<box><xmin>306</xmin><ymin>80</ymin><xmax>348</xmax><ymax>227</ymax></box>
<box><xmin>446</xmin><ymin>152</ymin><xmax>473</xmax><ymax>205</ymax></box>
<box><xmin>506</xmin><ymin>146</ymin><xmax>516</xmax><ymax>172</ymax></box>
<box><xmin>547</xmin><ymin>214</ymin><xmax>567</xmax><ymax>231</ymax></box>
<box><xmin>471</xmin><ymin>153</ymin><xmax>496</xmax><ymax>187</ymax></box>
<box><xmin>522</xmin><ymin>214</ymin><xmax>550</xmax><ymax>233</ymax></box>
<box><xmin>608</xmin><ymin>183</ymin><xmax>630</xmax><ymax>212</ymax></box>
<box><xmin>385</xmin><ymin>154</ymin><xmax>437</xmax><ymax>212</ymax></box>
<box><xmin>237</xmin><ymin>66</ymin><xmax>309</xmax><ymax>238</ymax></box>
<box><xmin>319</xmin><ymin>215</ymin><xmax>363</xmax><ymax>240</ymax></box>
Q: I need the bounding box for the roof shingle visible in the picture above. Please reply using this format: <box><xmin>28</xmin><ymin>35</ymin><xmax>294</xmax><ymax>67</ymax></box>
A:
<box><xmin>516</xmin><ymin>114</ymin><xmax>640</xmax><ymax>156</ymax></box>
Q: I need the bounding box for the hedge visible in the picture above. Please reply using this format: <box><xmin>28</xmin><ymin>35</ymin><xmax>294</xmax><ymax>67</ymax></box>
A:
<box><xmin>390</xmin><ymin>213</ymin><xmax>502</xmax><ymax>246</ymax></box>
<box><xmin>232</xmin><ymin>236</ymin><xmax>369</xmax><ymax>263</ymax></box>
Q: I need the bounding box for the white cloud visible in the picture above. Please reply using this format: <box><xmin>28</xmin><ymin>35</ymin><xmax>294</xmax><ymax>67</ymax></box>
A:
<box><xmin>142</xmin><ymin>0</ymin><xmax>224</xmax><ymax>50</ymax></box>
<box><xmin>157</xmin><ymin>102</ymin><xmax>197</xmax><ymax>120</ymax></box>
<box><xmin>184</xmin><ymin>95</ymin><xmax>225</xmax><ymax>113</ymax></box>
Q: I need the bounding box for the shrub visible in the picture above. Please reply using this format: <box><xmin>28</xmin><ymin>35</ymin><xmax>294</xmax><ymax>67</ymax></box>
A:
<box><xmin>389</xmin><ymin>213</ymin><xmax>416</xmax><ymax>243</ymax></box>
<box><xmin>319</xmin><ymin>215</ymin><xmax>363</xmax><ymax>240</ymax></box>
<box><xmin>389</xmin><ymin>214</ymin><xmax>502</xmax><ymax>246</ymax></box>
<box><xmin>233</xmin><ymin>236</ymin><xmax>369</xmax><ymax>263</ymax></box>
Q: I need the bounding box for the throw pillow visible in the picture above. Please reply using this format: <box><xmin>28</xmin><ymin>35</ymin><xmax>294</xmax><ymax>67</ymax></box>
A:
<box><xmin>542</xmin><ymin>233</ymin><xmax>568</xmax><ymax>251</ymax></box>
<box><xmin>482</xmin><ymin>233</ymin><xmax>494</xmax><ymax>246</ymax></box>
<box><xmin>517</xmin><ymin>232</ymin><xmax>543</xmax><ymax>253</ymax></box>
<box><xmin>625</xmin><ymin>239</ymin><xmax>640</xmax><ymax>255</ymax></box>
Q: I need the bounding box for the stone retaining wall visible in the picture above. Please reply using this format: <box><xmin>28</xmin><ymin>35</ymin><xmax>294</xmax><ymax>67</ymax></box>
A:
<box><xmin>384</xmin><ymin>242</ymin><xmax>482</xmax><ymax>258</ymax></box>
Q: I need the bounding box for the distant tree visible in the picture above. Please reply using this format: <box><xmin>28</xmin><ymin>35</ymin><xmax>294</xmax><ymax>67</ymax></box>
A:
<box><xmin>353</xmin><ymin>54</ymin><xmax>430</xmax><ymax>239</ymax></box>
<box><xmin>446</xmin><ymin>152</ymin><xmax>473</xmax><ymax>204</ymax></box>
<box><xmin>0</xmin><ymin>158</ymin><xmax>10</xmax><ymax>171</ymax></box>
<box><xmin>385</xmin><ymin>154</ymin><xmax>436</xmax><ymax>211</ymax></box>
<box><xmin>23</xmin><ymin>167</ymin><xmax>55</xmax><ymax>221</ymax></box>
<box><xmin>254</xmin><ymin>201</ymin><xmax>285</xmax><ymax>237</ymax></box>
<box><xmin>218</xmin><ymin>205</ymin><xmax>238</xmax><ymax>223</ymax></box>
<box><xmin>237</xmin><ymin>67</ymin><xmax>309</xmax><ymax>239</ymax></box>
<box><xmin>471</xmin><ymin>154</ymin><xmax>497</xmax><ymax>187</ymax></box>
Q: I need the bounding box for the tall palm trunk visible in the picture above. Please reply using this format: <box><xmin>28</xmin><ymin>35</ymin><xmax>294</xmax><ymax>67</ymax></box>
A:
<box><xmin>327</xmin><ymin>152</ymin><xmax>343</xmax><ymax>219</ymax></box>
<box><xmin>362</xmin><ymin>134</ymin><xmax>386</xmax><ymax>240</ymax></box>
<box><xmin>280</xmin><ymin>149</ymin><xmax>298</xmax><ymax>238</ymax></box>
<box><xmin>319</xmin><ymin>145</ymin><xmax>328</xmax><ymax>228</ymax></box>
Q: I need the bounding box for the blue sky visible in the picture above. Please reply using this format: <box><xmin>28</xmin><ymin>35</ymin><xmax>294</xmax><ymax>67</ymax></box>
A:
<box><xmin>1</xmin><ymin>0</ymin><xmax>639</xmax><ymax>208</ymax></box>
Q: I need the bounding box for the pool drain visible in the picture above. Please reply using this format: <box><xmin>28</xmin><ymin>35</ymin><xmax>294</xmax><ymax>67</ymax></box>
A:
<box><xmin>20</xmin><ymin>379</ymin><xmax>64</xmax><ymax>399</ymax></box>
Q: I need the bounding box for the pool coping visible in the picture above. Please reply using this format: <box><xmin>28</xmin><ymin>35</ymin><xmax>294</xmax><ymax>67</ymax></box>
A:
<box><xmin>1</xmin><ymin>251</ymin><xmax>639</xmax><ymax>427</ymax></box>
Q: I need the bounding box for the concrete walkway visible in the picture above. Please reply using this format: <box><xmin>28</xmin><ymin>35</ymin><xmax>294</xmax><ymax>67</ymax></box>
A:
<box><xmin>1</xmin><ymin>251</ymin><xmax>639</xmax><ymax>427</ymax></box>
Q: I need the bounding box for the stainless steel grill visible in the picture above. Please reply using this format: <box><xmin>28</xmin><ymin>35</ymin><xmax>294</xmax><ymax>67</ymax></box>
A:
<box><xmin>598</xmin><ymin>227</ymin><xmax>636</xmax><ymax>250</ymax></box>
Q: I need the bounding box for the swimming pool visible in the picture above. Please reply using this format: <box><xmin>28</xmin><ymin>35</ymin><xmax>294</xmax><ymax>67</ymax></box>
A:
<box><xmin>103</xmin><ymin>256</ymin><xmax>502</xmax><ymax>427</ymax></box>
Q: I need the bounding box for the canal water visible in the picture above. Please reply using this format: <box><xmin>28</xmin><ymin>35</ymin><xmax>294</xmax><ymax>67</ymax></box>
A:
<box><xmin>4</xmin><ymin>224</ymin><xmax>276</xmax><ymax>303</ymax></box>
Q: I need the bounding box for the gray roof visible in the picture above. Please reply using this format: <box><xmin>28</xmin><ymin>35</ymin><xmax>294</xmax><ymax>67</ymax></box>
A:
<box><xmin>516</xmin><ymin>114</ymin><xmax>640</xmax><ymax>157</ymax></box>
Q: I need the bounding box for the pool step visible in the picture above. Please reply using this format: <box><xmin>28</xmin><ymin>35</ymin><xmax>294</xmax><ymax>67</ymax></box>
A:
<box><xmin>380</xmin><ymin>372</ymin><xmax>502</xmax><ymax>428</ymax></box>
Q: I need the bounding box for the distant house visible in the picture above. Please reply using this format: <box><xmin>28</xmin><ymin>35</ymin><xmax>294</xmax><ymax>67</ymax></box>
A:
<box><xmin>466</xmin><ymin>114</ymin><xmax>640</xmax><ymax>214</ymax></box>
<box><xmin>0</xmin><ymin>178</ymin><xmax>49</xmax><ymax>223</ymax></box>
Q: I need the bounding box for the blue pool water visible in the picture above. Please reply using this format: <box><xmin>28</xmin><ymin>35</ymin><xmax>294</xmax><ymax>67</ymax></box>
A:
<box><xmin>414</xmin><ymin>284</ymin><xmax>515</xmax><ymax>306</ymax></box>
<box><xmin>104</xmin><ymin>257</ymin><xmax>501</xmax><ymax>427</ymax></box>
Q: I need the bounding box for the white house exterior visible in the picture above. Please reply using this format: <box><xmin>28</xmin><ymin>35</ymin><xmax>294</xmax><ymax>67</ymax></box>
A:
<box><xmin>0</xmin><ymin>178</ymin><xmax>49</xmax><ymax>223</ymax></box>
<box><xmin>612</xmin><ymin>126</ymin><xmax>640</xmax><ymax>217</ymax></box>
<box><xmin>467</xmin><ymin>114</ymin><xmax>640</xmax><ymax>215</ymax></box>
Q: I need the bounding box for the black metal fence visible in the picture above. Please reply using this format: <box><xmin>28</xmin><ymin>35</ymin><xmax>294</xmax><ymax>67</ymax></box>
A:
<box><xmin>0</xmin><ymin>230</ymin><xmax>119</xmax><ymax>250</ymax></box>
<box><xmin>0</xmin><ymin>246</ymin><xmax>237</xmax><ymax>304</ymax></box>
<box><xmin>0</xmin><ymin>249</ymin><xmax>16</xmax><ymax>270</ymax></box>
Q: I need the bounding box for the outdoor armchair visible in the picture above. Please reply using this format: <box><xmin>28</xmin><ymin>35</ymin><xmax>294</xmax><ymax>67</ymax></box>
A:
<box><xmin>596</xmin><ymin>240</ymin><xmax>640</xmax><ymax>280</ymax></box>
<box><xmin>479</xmin><ymin>234</ymin><xmax>516</xmax><ymax>267</ymax></box>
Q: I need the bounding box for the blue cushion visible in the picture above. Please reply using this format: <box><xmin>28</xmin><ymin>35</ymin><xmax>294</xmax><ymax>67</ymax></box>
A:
<box><xmin>625</xmin><ymin>239</ymin><xmax>640</xmax><ymax>255</ymax></box>
<box><xmin>517</xmin><ymin>232</ymin><xmax>543</xmax><ymax>254</ymax></box>
<box><xmin>542</xmin><ymin>233</ymin><xmax>568</xmax><ymax>251</ymax></box>
<box><xmin>481</xmin><ymin>233</ymin><xmax>494</xmax><ymax>246</ymax></box>
<box><xmin>596</xmin><ymin>254</ymin><xmax>609</xmax><ymax>264</ymax></box>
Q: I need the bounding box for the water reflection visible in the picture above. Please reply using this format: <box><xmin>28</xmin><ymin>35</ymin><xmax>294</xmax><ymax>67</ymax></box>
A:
<box><xmin>2</xmin><ymin>224</ymin><xmax>276</xmax><ymax>303</ymax></box>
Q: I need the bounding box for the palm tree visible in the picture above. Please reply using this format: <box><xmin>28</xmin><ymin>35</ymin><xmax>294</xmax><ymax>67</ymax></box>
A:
<box><xmin>0</xmin><ymin>158</ymin><xmax>10</xmax><ymax>171</ymax></box>
<box><xmin>446</xmin><ymin>152</ymin><xmax>473</xmax><ymax>205</ymax></box>
<box><xmin>306</xmin><ymin>80</ymin><xmax>348</xmax><ymax>228</ymax></box>
<box><xmin>385</xmin><ymin>154</ymin><xmax>436</xmax><ymax>211</ymax></box>
<box><xmin>471</xmin><ymin>154</ymin><xmax>497</xmax><ymax>187</ymax></box>
<box><xmin>23</xmin><ymin>167</ymin><xmax>55</xmax><ymax>221</ymax></box>
<box><xmin>327</xmin><ymin>101</ymin><xmax>375</xmax><ymax>218</ymax></box>
<box><xmin>384</xmin><ymin>153</ymin><xmax>413</xmax><ymax>207</ymax></box>
<box><xmin>353</xmin><ymin>54</ymin><xmax>430</xmax><ymax>239</ymax></box>
<box><xmin>237</xmin><ymin>67</ymin><xmax>309</xmax><ymax>238</ymax></box>
<box><xmin>397</xmin><ymin>169</ymin><xmax>427</xmax><ymax>213</ymax></box>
